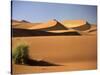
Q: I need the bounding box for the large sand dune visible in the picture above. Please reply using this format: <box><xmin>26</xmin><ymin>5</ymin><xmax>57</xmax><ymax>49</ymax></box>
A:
<box><xmin>29</xmin><ymin>19</ymin><xmax>67</xmax><ymax>31</ymax></box>
<box><xmin>12</xmin><ymin>19</ymin><xmax>85</xmax><ymax>37</ymax></box>
<box><xmin>12</xmin><ymin>19</ymin><xmax>97</xmax><ymax>37</ymax></box>
<box><xmin>12</xmin><ymin>19</ymin><xmax>96</xmax><ymax>33</ymax></box>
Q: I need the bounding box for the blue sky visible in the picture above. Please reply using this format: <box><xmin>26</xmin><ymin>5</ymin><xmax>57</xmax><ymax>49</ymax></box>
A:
<box><xmin>12</xmin><ymin>1</ymin><xmax>97</xmax><ymax>24</ymax></box>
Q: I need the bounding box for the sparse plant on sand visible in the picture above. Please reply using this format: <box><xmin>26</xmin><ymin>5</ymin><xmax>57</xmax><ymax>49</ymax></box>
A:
<box><xmin>12</xmin><ymin>43</ymin><xmax>29</xmax><ymax>64</ymax></box>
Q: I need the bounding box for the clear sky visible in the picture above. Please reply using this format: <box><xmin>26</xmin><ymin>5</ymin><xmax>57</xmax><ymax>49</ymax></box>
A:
<box><xmin>12</xmin><ymin>0</ymin><xmax>97</xmax><ymax>24</ymax></box>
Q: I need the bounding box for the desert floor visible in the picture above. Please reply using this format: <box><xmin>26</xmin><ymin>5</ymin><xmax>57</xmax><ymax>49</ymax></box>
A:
<box><xmin>12</xmin><ymin>36</ymin><xmax>97</xmax><ymax>74</ymax></box>
<box><xmin>12</xmin><ymin>60</ymin><xmax>96</xmax><ymax>74</ymax></box>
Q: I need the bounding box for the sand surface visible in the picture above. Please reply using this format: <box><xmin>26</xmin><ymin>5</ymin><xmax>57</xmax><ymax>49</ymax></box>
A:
<box><xmin>12</xmin><ymin>36</ymin><xmax>97</xmax><ymax>74</ymax></box>
<box><xmin>12</xmin><ymin>36</ymin><xmax>97</xmax><ymax>62</ymax></box>
<box><xmin>13</xmin><ymin>60</ymin><xmax>96</xmax><ymax>74</ymax></box>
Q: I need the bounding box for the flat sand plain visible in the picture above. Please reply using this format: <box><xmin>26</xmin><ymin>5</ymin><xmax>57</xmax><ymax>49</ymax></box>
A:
<box><xmin>12</xmin><ymin>36</ymin><xmax>97</xmax><ymax>74</ymax></box>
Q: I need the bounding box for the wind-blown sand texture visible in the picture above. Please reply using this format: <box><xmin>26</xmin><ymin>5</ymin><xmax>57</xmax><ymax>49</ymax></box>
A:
<box><xmin>12</xmin><ymin>19</ymin><xmax>97</xmax><ymax>74</ymax></box>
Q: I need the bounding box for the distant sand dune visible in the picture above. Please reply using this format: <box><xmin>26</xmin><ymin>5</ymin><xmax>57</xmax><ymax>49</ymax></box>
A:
<box><xmin>12</xmin><ymin>23</ymin><xmax>41</xmax><ymax>29</ymax></box>
<box><xmin>12</xmin><ymin>19</ymin><xmax>96</xmax><ymax>35</ymax></box>
<box><xmin>12</xmin><ymin>19</ymin><xmax>89</xmax><ymax>37</ymax></box>
<box><xmin>11</xmin><ymin>19</ymin><xmax>97</xmax><ymax>36</ymax></box>
<box><xmin>12</xmin><ymin>20</ymin><xmax>41</xmax><ymax>29</ymax></box>
<box><xmin>12</xmin><ymin>19</ymin><xmax>97</xmax><ymax>32</ymax></box>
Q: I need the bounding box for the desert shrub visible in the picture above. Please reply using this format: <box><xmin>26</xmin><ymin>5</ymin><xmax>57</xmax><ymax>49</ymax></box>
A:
<box><xmin>12</xmin><ymin>44</ymin><xmax>29</xmax><ymax>64</ymax></box>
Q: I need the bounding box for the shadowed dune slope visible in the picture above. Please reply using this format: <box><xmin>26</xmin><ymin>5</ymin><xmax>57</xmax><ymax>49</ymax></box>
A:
<box><xmin>87</xmin><ymin>25</ymin><xmax>97</xmax><ymax>35</ymax></box>
<box><xmin>12</xmin><ymin>28</ymin><xmax>80</xmax><ymax>37</ymax></box>
<box><xmin>77</xmin><ymin>25</ymin><xmax>97</xmax><ymax>35</ymax></box>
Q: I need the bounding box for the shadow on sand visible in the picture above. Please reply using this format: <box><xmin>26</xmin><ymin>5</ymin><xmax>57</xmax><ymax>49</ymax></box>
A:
<box><xmin>18</xmin><ymin>58</ymin><xmax>60</xmax><ymax>66</ymax></box>
<box><xmin>12</xmin><ymin>28</ymin><xmax>80</xmax><ymax>37</ymax></box>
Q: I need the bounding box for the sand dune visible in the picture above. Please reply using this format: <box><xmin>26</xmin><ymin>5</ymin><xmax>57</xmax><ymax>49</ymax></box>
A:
<box><xmin>12</xmin><ymin>23</ymin><xmax>41</xmax><ymax>29</ymax></box>
<box><xmin>12</xmin><ymin>19</ymin><xmax>97</xmax><ymax>36</ymax></box>
<box><xmin>77</xmin><ymin>25</ymin><xmax>97</xmax><ymax>35</ymax></box>
<box><xmin>12</xmin><ymin>20</ymin><xmax>30</xmax><ymax>25</ymax></box>
<box><xmin>12</xmin><ymin>20</ymin><xmax>41</xmax><ymax>29</ymax></box>
<box><xmin>12</xmin><ymin>19</ymin><xmax>96</xmax><ymax>33</ymax></box>
<box><xmin>61</xmin><ymin>20</ymin><xmax>91</xmax><ymax>31</ymax></box>
<box><xmin>12</xmin><ymin>19</ymin><xmax>88</xmax><ymax>37</ymax></box>
<box><xmin>29</xmin><ymin>19</ymin><xmax>67</xmax><ymax>31</ymax></box>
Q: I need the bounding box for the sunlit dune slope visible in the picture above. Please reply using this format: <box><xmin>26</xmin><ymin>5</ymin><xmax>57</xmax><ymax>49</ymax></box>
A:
<box><xmin>12</xmin><ymin>20</ymin><xmax>30</xmax><ymax>25</ymax></box>
<box><xmin>29</xmin><ymin>19</ymin><xmax>68</xmax><ymax>31</ymax></box>
<box><xmin>61</xmin><ymin>20</ymin><xmax>91</xmax><ymax>31</ymax></box>
<box><xmin>47</xmin><ymin>29</ymin><xmax>78</xmax><ymax>33</ymax></box>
